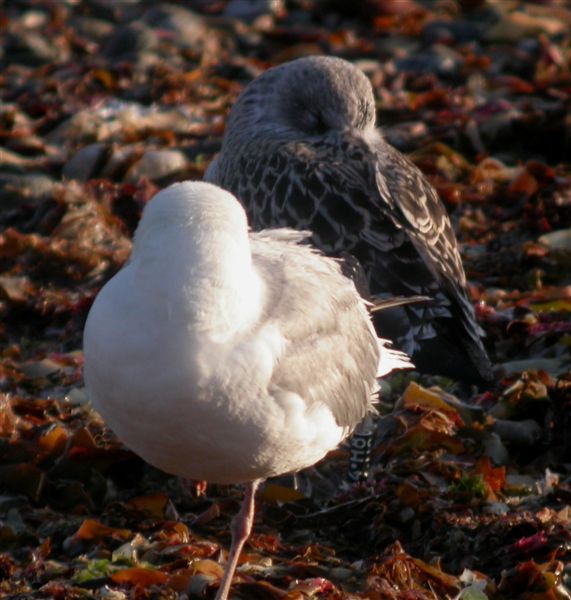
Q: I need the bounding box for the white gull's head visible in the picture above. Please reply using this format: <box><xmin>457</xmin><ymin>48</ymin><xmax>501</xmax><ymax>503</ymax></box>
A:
<box><xmin>132</xmin><ymin>181</ymin><xmax>253</xmax><ymax>268</ymax></box>
<box><xmin>130</xmin><ymin>181</ymin><xmax>261</xmax><ymax>338</ymax></box>
<box><xmin>134</xmin><ymin>181</ymin><xmax>248</xmax><ymax>242</ymax></box>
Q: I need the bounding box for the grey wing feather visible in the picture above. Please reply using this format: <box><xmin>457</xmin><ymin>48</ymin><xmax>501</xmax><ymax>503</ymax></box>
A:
<box><xmin>253</xmin><ymin>227</ymin><xmax>312</xmax><ymax>245</ymax></box>
<box><xmin>370</xmin><ymin>140</ymin><xmax>491</xmax><ymax>375</ymax></box>
<box><xmin>370</xmin><ymin>295</ymin><xmax>433</xmax><ymax>313</ymax></box>
<box><xmin>249</xmin><ymin>231</ymin><xmax>379</xmax><ymax>431</ymax></box>
<box><xmin>374</xmin><ymin>141</ymin><xmax>466</xmax><ymax>286</ymax></box>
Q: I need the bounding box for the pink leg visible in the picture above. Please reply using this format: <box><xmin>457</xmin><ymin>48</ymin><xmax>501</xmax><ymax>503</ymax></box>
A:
<box><xmin>215</xmin><ymin>479</ymin><xmax>261</xmax><ymax>600</ymax></box>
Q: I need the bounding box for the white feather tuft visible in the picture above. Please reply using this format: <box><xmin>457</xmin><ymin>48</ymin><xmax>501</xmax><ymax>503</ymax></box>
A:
<box><xmin>376</xmin><ymin>338</ymin><xmax>414</xmax><ymax>378</ymax></box>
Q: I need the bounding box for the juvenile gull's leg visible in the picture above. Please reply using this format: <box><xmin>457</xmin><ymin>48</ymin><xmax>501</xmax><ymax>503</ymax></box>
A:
<box><xmin>347</xmin><ymin>414</ymin><xmax>375</xmax><ymax>483</ymax></box>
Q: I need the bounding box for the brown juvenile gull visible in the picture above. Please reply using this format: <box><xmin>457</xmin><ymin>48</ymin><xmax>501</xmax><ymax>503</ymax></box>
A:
<box><xmin>206</xmin><ymin>55</ymin><xmax>493</xmax><ymax>383</ymax></box>
<box><xmin>83</xmin><ymin>181</ymin><xmax>412</xmax><ymax>600</ymax></box>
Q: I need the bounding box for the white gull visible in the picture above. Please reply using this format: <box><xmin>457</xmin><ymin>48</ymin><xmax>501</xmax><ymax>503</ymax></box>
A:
<box><xmin>205</xmin><ymin>55</ymin><xmax>493</xmax><ymax>383</ymax></box>
<box><xmin>83</xmin><ymin>181</ymin><xmax>412</xmax><ymax>599</ymax></box>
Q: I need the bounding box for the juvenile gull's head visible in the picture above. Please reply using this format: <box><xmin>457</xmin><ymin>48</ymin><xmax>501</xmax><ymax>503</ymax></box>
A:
<box><xmin>226</xmin><ymin>56</ymin><xmax>376</xmax><ymax>143</ymax></box>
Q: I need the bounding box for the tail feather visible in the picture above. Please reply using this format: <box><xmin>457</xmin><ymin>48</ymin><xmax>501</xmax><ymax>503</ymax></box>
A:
<box><xmin>377</xmin><ymin>338</ymin><xmax>414</xmax><ymax>378</ymax></box>
<box><xmin>369</xmin><ymin>295</ymin><xmax>433</xmax><ymax>313</ymax></box>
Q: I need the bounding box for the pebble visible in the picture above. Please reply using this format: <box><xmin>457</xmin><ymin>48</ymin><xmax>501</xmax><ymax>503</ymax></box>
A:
<box><xmin>477</xmin><ymin>108</ymin><xmax>523</xmax><ymax>145</ymax></box>
<box><xmin>3</xmin><ymin>31</ymin><xmax>69</xmax><ymax>66</ymax></box>
<box><xmin>18</xmin><ymin>9</ymin><xmax>50</xmax><ymax>29</ymax></box>
<box><xmin>375</xmin><ymin>36</ymin><xmax>419</xmax><ymax>60</ymax></box>
<box><xmin>538</xmin><ymin>228</ymin><xmax>571</xmax><ymax>251</ymax></box>
<box><xmin>0</xmin><ymin>494</ymin><xmax>29</xmax><ymax>512</ymax></box>
<box><xmin>504</xmin><ymin>474</ymin><xmax>537</xmax><ymax>495</ymax></box>
<box><xmin>482</xmin><ymin>502</ymin><xmax>510</xmax><ymax>515</ymax></box>
<box><xmin>500</xmin><ymin>356</ymin><xmax>569</xmax><ymax>377</ymax></box>
<box><xmin>485</xmin><ymin>7</ymin><xmax>569</xmax><ymax>42</ymax></box>
<box><xmin>0</xmin><ymin>276</ymin><xmax>32</xmax><ymax>304</ymax></box>
<box><xmin>102</xmin><ymin>22</ymin><xmax>159</xmax><ymax>59</ymax></box>
<box><xmin>126</xmin><ymin>149</ymin><xmax>188</xmax><ymax>182</ymax></box>
<box><xmin>483</xmin><ymin>433</ymin><xmax>509</xmax><ymax>466</ymax></box>
<box><xmin>422</xmin><ymin>19</ymin><xmax>483</xmax><ymax>44</ymax></box>
<box><xmin>327</xmin><ymin>566</ymin><xmax>354</xmax><ymax>581</ymax></box>
<box><xmin>65</xmin><ymin>387</ymin><xmax>90</xmax><ymax>406</ymax></box>
<box><xmin>18</xmin><ymin>359</ymin><xmax>62</xmax><ymax>379</ymax></box>
<box><xmin>383</xmin><ymin>122</ymin><xmax>428</xmax><ymax>152</ymax></box>
<box><xmin>69</xmin><ymin>15</ymin><xmax>114</xmax><ymax>41</ymax></box>
<box><xmin>395</xmin><ymin>45</ymin><xmax>463</xmax><ymax>78</ymax></box>
<box><xmin>100</xmin><ymin>144</ymin><xmax>141</xmax><ymax>180</ymax></box>
<box><xmin>142</xmin><ymin>4</ymin><xmax>210</xmax><ymax>49</ymax></box>
<box><xmin>63</xmin><ymin>143</ymin><xmax>111</xmax><ymax>181</ymax></box>
<box><xmin>224</xmin><ymin>0</ymin><xmax>285</xmax><ymax>23</ymax></box>
<box><xmin>0</xmin><ymin>173</ymin><xmax>58</xmax><ymax>207</ymax></box>
<box><xmin>99</xmin><ymin>587</ymin><xmax>128</xmax><ymax>600</ymax></box>
<box><xmin>492</xmin><ymin>418</ymin><xmax>543</xmax><ymax>446</ymax></box>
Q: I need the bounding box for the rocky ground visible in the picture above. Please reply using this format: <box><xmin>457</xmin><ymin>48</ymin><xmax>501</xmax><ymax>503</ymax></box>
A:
<box><xmin>1</xmin><ymin>1</ymin><xmax>570</xmax><ymax>598</ymax></box>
